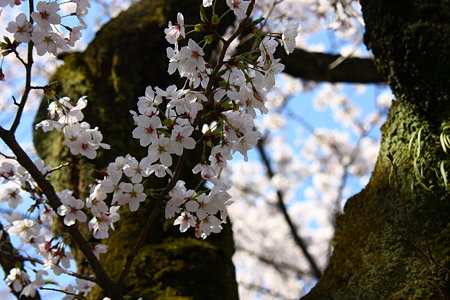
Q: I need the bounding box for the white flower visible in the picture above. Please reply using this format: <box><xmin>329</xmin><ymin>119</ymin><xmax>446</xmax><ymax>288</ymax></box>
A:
<box><xmin>86</xmin><ymin>184</ymin><xmax>109</xmax><ymax>216</ymax></box>
<box><xmin>147</xmin><ymin>163</ymin><xmax>173</xmax><ymax>178</ymax></box>
<box><xmin>0</xmin><ymin>188</ymin><xmax>22</xmax><ymax>209</ymax></box>
<box><xmin>8</xmin><ymin>219</ymin><xmax>40</xmax><ymax>243</ymax></box>
<box><xmin>202</xmin><ymin>0</ymin><xmax>213</xmax><ymax>7</ymax></box>
<box><xmin>75</xmin><ymin>278</ymin><xmax>95</xmax><ymax>293</ymax></box>
<box><xmin>137</xmin><ymin>86</ymin><xmax>162</xmax><ymax>114</ymax></box>
<box><xmin>88</xmin><ymin>206</ymin><xmax>120</xmax><ymax>239</ymax></box>
<box><xmin>119</xmin><ymin>183</ymin><xmax>146</xmax><ymax>212</ymax></box>
<box><xmin>170</xmin><ymin>125</ymin><xmax>196</xmax><ymax>155</ymax></box>
<box><xmin>5</xmin><ymin>268</ymin><xmax>29</xmax><ymax>292</ymax></box>
<box><xmin>123</xmin><ymin>156</ymin><xmax>151</xmax><ymax>183</ymax></box>
<box><xmin>72</xmin><ymin>0</ymin><xmax>91</xmax><ymax>16</ymax></box>
<box><xmin>164</xmin><ymin>12</ymin><xmax>185</xmax><ymax>45</ymax></box>
<box><xmin>101</xmin><ymin>169</ymin><xmax>122</xmax><ymax>194</ymax></box>
<box><xmin>0</xmin><ymin>0</ymin><xmax>19</xmax><ymax>8</ymax></box>
<box><xmin>145</xmin><ymin>137</ymin><xmax>174</xmax><ymax>167</ymax></box>
<box><xmin>6</xmin><ymin>13</ymin><xmax>32</xmax><ymax>43</ymax></box>
<box><xmin>63</xmin><ymin>122</ymin><xmax>109</xmax><ymax>159</ymax></box>
<box><xmin>31</xmin><ymin>30</ymin><xmax>68</xmax><ymax>56</ymax></box>
<box><xmin>31</xmin><ymin>1</ymin><xmax>61</xmax><ymax>30</ymax></box>
<box><xmin>57</xmin><ymin>191</ymin><xmax>86</xmax><ymax>226</ymax></box>
<box><xmin>209</xmin><ymin>143</ymin><xmax>232</xmax><ymax>169</ymax></box>
<box><xmin>132</xmin><ymin>115</ymin><xmax>161</xmax><ymax>147</ymax></box>
<box><xmin>0</xmin><ymin>161</ymin><xmax>17</xmax><ymax>182</ymax></box>
<box><xmin>198</xmin><ymin>215</ymin><xmax>222</xmax><ymax>238</ymax></box>
<box><xmin>174</xmin><ymin>212</ymin><xmax>196</xmax><ymax>232</ymax></box>
<box><xmin>21</xmin><ymin>270</ymin><xmax>47</xmax><ymax>297</ymax></box>
<box><xmin>165</xmin><ymin>181</ymin><xmax>193</xmax><ymax>218</ymax></box>
<box><xmin>226</xmin><ymin>0</ymin><xmax>249</xmax><ymax>19</ymax></box>
<box><xmin>169</xmin><ymin>40</ymin><xmax>206</xmax><ymax>78</ymax></box>
<box><xmin>56</xmin><ymin>96</ymin><xmax>88</xmax><ymax>125</ymax></box>
<box><xmin>282</xmin><ymin>22</ymin><xmax>299</xmax><ymax>54</ymax></box>
<box><xmin>92</xmin><ymin>244</ymin><xmax>107</xmax><ymax>258</ymax></box>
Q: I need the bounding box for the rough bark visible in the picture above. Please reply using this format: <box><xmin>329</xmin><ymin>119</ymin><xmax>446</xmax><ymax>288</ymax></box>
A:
<box><xmin>33</xmin><ymin>1</ymin><xmax>237</xmax><ymax>299</ymax></box>
<box><xmin>303</xmin><ymin>0</ymin><xmax>450</xmax><ymax>299</ymax></box>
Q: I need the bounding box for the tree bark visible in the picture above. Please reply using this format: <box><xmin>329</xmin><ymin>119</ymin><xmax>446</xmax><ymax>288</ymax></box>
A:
<box><xmin>303</xmin><ymin>0</ymin><xmax>450</xmax><ymax>299</ymax></box>
<box><xmin>33</xmin><ymin>1</ymin><xmax>238</xmax><ymax>299</ymax></box>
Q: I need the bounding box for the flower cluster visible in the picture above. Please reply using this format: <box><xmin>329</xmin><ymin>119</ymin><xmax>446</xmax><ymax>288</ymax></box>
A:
<box><xmin>142</xmin><ymin>2</ymin><xmax>298</xmax><ymax>237</ymax></box>
<box><xmin>0</xmin><ymin>157</ymin><xmax>101</xmax><ymax>297</ymax></box>
<box><xmin>4</xmin><ymin>0</ymin><xmax>90</xmax><ymax>56</ymax></box>
<box><xmin>1</xmin><ymin>0</ymin><xmax>300</xmax><ymax>297</ymax></box>
<box><xmin>35</xmin><ymin>96</ymin><xmax>110</xmax><ymax>159</ymax></box>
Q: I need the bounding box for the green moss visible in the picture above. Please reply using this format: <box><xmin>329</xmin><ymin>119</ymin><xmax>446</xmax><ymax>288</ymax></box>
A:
<box><xmin>304</xmin><ymin>96</ymin><xmax>450</xmax><ymax>299</ymax></box>
<box><xmin>304</xmin><ymin>2</ymin><xmax>450</xmax><ymax>297</ymax></box>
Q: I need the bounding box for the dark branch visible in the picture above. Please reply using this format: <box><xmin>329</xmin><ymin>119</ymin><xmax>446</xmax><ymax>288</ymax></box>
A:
<box><xmin>278</xmin><ymin>47</ymin><xmax>385</xmax><ymax>84</ymax></box>
<box><xmin>240</xmin><ymin>282</ymin><xmax>294</xmax><ymax>300</ymax></box>
<box><xmin>236</xmin><ymin>246</ymin><xmax>307</xmax><ymax>278</ymax></box>
<box><xmin>256</xmin><ymin>137</ymin><xmax>323</xmax><ymax>279</ymax></box>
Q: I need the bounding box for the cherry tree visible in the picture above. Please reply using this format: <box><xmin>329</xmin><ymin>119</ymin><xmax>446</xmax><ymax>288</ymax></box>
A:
<box><xmin>1</xmin><ymin>0</ymin><xmax>448</xmax><ymax>299</ymax></box>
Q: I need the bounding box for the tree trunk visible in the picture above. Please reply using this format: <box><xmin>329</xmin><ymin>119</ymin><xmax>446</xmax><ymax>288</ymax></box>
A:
<box><xmin>33</xmin><ymin>1</ymin><xmax>238</xmax><ymax>299</ymax></box>
<box><xmin>303</xmin><ymin>0</ymin><xmax>449</xmax><ymax>299</ymax></box>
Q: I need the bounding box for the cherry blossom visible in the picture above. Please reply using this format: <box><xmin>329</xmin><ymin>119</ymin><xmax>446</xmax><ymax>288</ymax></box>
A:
<box><xmin>86</xmin><ymin>184</ymin><xmax>109</xmax><ymax>216</ymax></box>
<box><xmin>7</xmin><ymin>219</ymin><xmax>40</xmax><ymax>243</ymax></box>
<box><xmin>6</xmin><ymin>13</ymin><xmax>32</xmax><ymax>43</ymax></box>
<box><xmin>174</xmin><ymin>211</ymin><xmax>196</xmax><ymax>232</ymax></box>
<box><xmin>5</xmin><ymin>268</ymin><xmax>29</xmax><ymax>292</ymax></box>
<box><xmin>226</xmin><ymin>0</ymin><xmax>250</xmax><ymax>19</ymax></box>
<box><xmin>164</xmin><ymin>12</ymin><xmax>185</xmax><ymax>45</ymax></box>
<box><xmin>0</xmin><ymin>0</ymin><xmax>314</xmax><ymax>297</ymax></box>
<box><xmin>1</xmin><ymin>184</ymin><xmax>20</xmax><ymax>205</ymax></box>
<box><xmin>21</xmin><ymin>270</ymin><xmax>47</xmax><ymax>297</ymax></box>
<box><xmin>282</xmin><ymin>22</ymin><xmax>300</xmax><ymax>54</ymax></box>
<box><xmin>57</xmin><ymin>190</ymin><xmax>87</xmax><ymax>226</ymax></box>
<box><xmin>31</xmin><ymin>1</ymin><xmax>61</xmax><ymax>31</ymax></box>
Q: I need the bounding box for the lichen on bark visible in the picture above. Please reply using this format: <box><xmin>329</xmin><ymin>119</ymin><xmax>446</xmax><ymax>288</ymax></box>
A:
<box><xmin>33</xmin><ymin>1</ymin><xmax>238</xmax><ymax>299</ymax></box>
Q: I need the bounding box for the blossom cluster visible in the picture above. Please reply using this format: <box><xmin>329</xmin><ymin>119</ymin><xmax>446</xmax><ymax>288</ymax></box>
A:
<box><xmin>0</xmin><ymin>157</ymin><xmax>101</xmax><ymax>297</ymax></box>
<box><xmin>1</xmin><ymin>0</ymin><xmax>300</xmax><ymax>297</ymax></box>
<box><xmin>3</xmin><ymin>0</ymin><xmax>89</xmax><ymax>56</ymax></box>
<box><xmin>35</xmin><ymin>96</ymin><xmax>110</xmax><ymax>158</ymax></box>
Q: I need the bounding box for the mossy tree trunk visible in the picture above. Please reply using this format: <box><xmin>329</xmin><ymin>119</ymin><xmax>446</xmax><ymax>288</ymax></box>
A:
<box><xmin>304</xmin><ymin>1</ymin><xmax>449</xmax><ymax>299</ymax></box>
<box><xmin>33</xmin><ymin>0</ymin><xmax>238</xmax><ymax>299</ymax></box>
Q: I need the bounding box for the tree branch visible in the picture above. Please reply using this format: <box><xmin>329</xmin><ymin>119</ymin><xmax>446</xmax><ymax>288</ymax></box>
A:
<box><xmin>256</xmin><ymin>137</ymin><xmax>322</xmax><ymax>279</ymax></box>
<box><xmin>278</xmin><ymin>47</ymin><xmax>385</xmax><ymax>84</ymax></box>
<box><xmin>236</xmin><ymin>246</ymin><xmax>307</xmax><ymax>278</ymax></box>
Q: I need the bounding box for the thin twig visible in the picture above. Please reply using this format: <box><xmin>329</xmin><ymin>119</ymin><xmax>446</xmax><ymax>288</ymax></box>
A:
<box><xmin>0</xmin><ymin>151</ymin><xmax>16</xmax><ymax>159</ymax></box>
<box><xmin>240</xmin><ymin>282</ymin><xmax>295</xmax><ymax>300</ymax></box>
<box><xmin>40</xmin><ymin>287</ymin><xmax>85</xmax><ymax>299</ymax></box>
<box><xmin>0</xmin><ymin>248</ymin><xmax>97</xmax><ymax>282</ymax></box>
<box><xmin>47</xmin><ymin>162</ymin><xmax>71</xmax><ymax>175</ymax></box>
<box><xmin>236</xmin><ymin>246</ymin><xmax>306</xmax><ymax>278</ymax></box>
<box><xmin>9</xmin><ymin>0</ymin><xmax>35</xmax><ymax>134</ymax></box>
